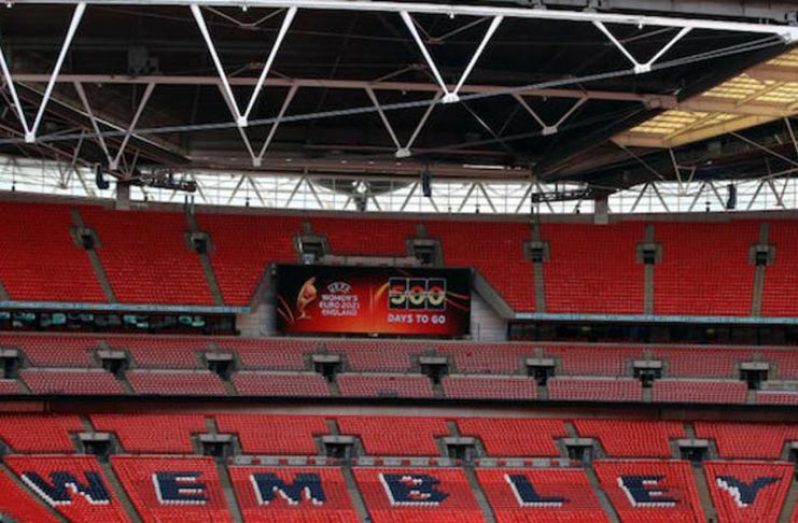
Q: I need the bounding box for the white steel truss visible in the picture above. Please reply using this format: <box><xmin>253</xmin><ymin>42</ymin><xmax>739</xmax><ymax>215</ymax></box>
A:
<box><xmin>0</xmin><ymin>2</ymin><xmax>86</xmax><ymax>142</ymax></box>
<box><xmin>4</xmin><ymin>154</ymin><xmax>798</xmax><ymax>215</ymax></box>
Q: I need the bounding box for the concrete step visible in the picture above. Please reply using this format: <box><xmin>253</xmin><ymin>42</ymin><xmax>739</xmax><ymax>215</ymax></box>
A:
<box><xmin>779</xmin><ymin>476</ymin><xmax>798</xmax><ymax>523</ymax></box>
<box><xmin>198</xmin><ymin>252</ymin><xmax>225</xmax><ymax>306</ymax></box>
<box><xmin>341</xmin><ymin>466</ymin><xmax>370</xmax><ymax>522</ymax></box>
<box><xmin>464</xmin><ymin>466</ymin><xmax>496</xmax><ymax>523</ymax></box>
<box><xmin>98</xmin><ymin>460</ymin><xmax>142</xmax><ymax>523</ymax></box>
<box><xmin>71</xmin><ymin>208</ymin><xmax>117</xmax><ymax>303</ymax></box>
<box><xmin>216</xmin><ymin>461</ymin><xmax>244</xmax><ymax>523</ymax></box>
<box><xmin>691</xmin><ymin>465</ymin><xmax>718</xmax><ymax>522</ymax></box>
<box><xmin>584</xmin><ymin>464</ymin><xmax>620</xmax><ymax>523</ymax></box>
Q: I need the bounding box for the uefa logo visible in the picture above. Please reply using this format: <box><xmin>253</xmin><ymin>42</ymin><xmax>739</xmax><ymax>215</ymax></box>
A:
<box><xmin>327</xmin><ymin>281</ymin><xmax>352</xmax><ymax>294</ymax></box>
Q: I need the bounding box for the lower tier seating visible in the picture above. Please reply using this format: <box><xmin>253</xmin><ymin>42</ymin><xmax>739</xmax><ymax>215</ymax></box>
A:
<box><xmin>593</xmin><ymin>460</ymin><xmax>705</xmax><ymax>522</ymax></box>
<box><xmin>476</xmin><ymin>468</ymin><xmax>611</xmax><ymax>522</ymax></box>
<box><xmin>353</xmin><ymin>467</ymin><xmax>485</xmax><ymax>523</ymax></box>
<box><xmin>0</xmin><ymin>412</ymin><xmax>796</xmax><ymax>522</ymax></box>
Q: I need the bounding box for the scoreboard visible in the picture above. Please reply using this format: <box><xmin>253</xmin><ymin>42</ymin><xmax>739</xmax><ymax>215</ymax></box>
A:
<box><xmin>275</xmin><ymin>265</ymin><xmax>470</xmax><ymax>336</ymax></box>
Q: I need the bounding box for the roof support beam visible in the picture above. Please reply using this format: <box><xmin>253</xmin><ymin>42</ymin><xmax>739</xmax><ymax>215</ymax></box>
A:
<box><xmin>9</xmin><ymin>0</ymin><xmax>798</xmax><ymax>41</ymax></box>
<box><xmin>0</xmin><ymin>2</ymin><xmax>85</xmax><ymax>142</ymax></box>
<box><xmin>191</xmin><ymin>3</ymin><xmax>296</xmax><ymax>127</ymax></box>
<box><xmin>366</xmin><ymin>87</ymin><xmax>439</xmax><ymax>158</ymax></box>
<box><xmin>400</xmin><ymin>12</ymin><xmax>503</xmax><ymax>103</ymax></box>
<box><xmin>593</xmin><ymin>22</ymin><xmax>691</xmax><ymax>74</ymax></box>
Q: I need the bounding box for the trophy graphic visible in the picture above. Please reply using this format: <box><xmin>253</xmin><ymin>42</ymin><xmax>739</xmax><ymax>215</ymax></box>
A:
<box><xmin>296</xmin><ymin>277</ymin><xmax>318</xmax><ymax>320</ymax></box>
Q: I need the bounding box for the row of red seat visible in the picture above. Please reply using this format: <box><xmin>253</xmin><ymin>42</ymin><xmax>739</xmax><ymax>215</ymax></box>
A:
<box><xmin>3</xmin><ymin>414</ymin><xmax>798</xmax><ymax>459</ymax></box>
<box><xmin>0</xmin><ymin>457</ymin><xmax>794</xmax><ymax>522</ymax></box>
<box><xmin>3</xmin><ymin>369</ymin><xmax>767</xmax><ymax>405</ymax></box>
<box><xmin>2</xmin><ymin>201</ymin><xmax>798</xmax><ymax>315</ymax></box>
<box><xmin>7</xmin><ymin>334</ymin><xmax>798</xmax><ymax>378</ymax></box>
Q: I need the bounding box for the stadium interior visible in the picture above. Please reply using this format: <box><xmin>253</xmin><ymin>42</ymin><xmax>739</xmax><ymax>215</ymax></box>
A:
<box><xmin>4</xmin><ymin>0</ymin><xmax>798</xmax><ymax>521</ymax></box>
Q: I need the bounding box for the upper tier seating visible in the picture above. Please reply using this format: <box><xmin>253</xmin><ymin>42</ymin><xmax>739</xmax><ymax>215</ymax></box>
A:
<box><xmin>21</xmin><ymin>369</ymin><xmax>124</xmax><ymax>395</ymax></box>
<box><xmin>216</xmin><ymin>414</ymin><xmax>328</xmax><ymax>455</ymax></box>
<box><xmin>693</xmin><ymin>422</ymin><xmax>798</xmax><ymax>459</ymax></box>
<box><xmin>476</xmin><ymin>468</ymin><xmax>610</xmax><ymax>522</ymax></box>
<box><xmin>573</xmin><ymin>420</ymin><xmax>685</xmax><ymax>457</ymax></box>
<box><xmin>111</xmin><ymin>456</ymin><xmax>231</xmax><ymax>522</ymax></box>
<box><xmin>126</xmin><ymin>370</ymin><xmax>227</xmax><ymax>396</ymax></box>
<box><xmin>442</xmin><ymin>375</ymin><xmax>537</xmax><ymax>400</ymax></box>
<box><xmin>0</xmin><ymin>414</ymin><xmax>83</xmax><ymax>452</ymax></box>
<box><xmin>90</xmin><ymin>414</ymin><xmax>208</xmax><ymax>453</ymax></box>
<box><xmin>547</xmin><ymin>377</ymin><xmax>642</xmax><ymax>402</ymax></box>
<box><xmin>80</xmin><ymin>207</ymin><xmax>212</xmax><ymax>305</ymax></box>
<box><xmin>654</xmin><ymin>222</ymin><xmax>758</xmax><ymax>316</ymax></box>
<box><xmin>3</xmin><ymin>201</ymin><xmax>798</xmax><ymax>318</ymax></box>
<box><xmin>541</xmin><ymin>222</ymin><xmax>644</xmax><ymax>314</ymax></box>
<box><xmin>0</xmin><ymin>466</ymin><xmax>59</xmax><ymax>523</ymax></box>
<box><xmin>197</xmin><ymin>213</ymin><xmax>302</xmax><ymax>306</ymax></box>
<box><xmin>0</xmin><ymin>202</ymin><xmax>105</xmax><ymax>302</ymax></box>
<box><xmin>762</xmin><ymin>220</ymin><xmax>798</xmax><ymax>316</ymax></box>
<box><xmin>426</xmin><ymin>220</ymin><xmax>535</xmax><ymax>311</ymax></box>
<box><xmin>353</xmin><ymin>467</ymin><xmax>484</xmax><ymax>523</ymax></box>
<box><xmin>5</xmin><ymin>455</ymin><xmax>130</xmax><ymax>522</ymax></box>
<box><xmin>337</xmin><ymin>416</ymin><xmax>449</xmax><ymax>456</ymax></box>
<box><xmin>228</xmin><ymin>466</ymin><xmax>358</xmax><ymax>521</ymax></box>
<box><xmin>232</xmin><ymin>371</ymin><xmax>331</xmax><ymax>397</ymax></box>
<box><xmin>337</xmin><ymin>373</ymin><xmax>434</xmax><ymax>398</ymax></box>
<box><xmin>313</xmin><ymin>216</ymin><xmax>416</xmax><ymax>257</ymax></box>
<box><xmin>593</xmin><ymin>460</ymin><xmax>705</xmax><ymax>522</ymax></box>
<box><xmin>457</xmin><ymin>418</ymin><xmax>566</xmax><ymax>457</ymax></box>
<box><xmin>704</xmin><ymin>461</ymin><xmax>793</xmax><ymax>523</ymax></box>
<box><xmin>652</xmin><ymin>379</ymin><xmax>748</xmax><ymax>404</ymax></box>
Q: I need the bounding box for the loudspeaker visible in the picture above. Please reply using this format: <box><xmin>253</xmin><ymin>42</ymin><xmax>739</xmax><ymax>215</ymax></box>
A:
<box><xmin>726</xmin><ymin>183</ymin><xmax>737</xmax><ymax>210</ymax></box>
<box><xmin>95</xmin><ymin>165</ymin><xmax>110</xmax><ymax>190</ymax></box>
<box><xmin>421</xmin><ymin>170</ymin><xmax>432</xmax><ymax>198</ymax></box>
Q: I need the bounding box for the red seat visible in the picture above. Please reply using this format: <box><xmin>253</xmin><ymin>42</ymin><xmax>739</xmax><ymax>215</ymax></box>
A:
<box><xmin>542</xmin><ymin>222</ymin><xmax>644</xmax><ymax>314</ymax></box>
<box><xmin>693</xmin><ymin>422</ymin><xmax>798</xmax><ymax>459</ymax></box>
<box><xmin>126</xmin><ymin>370</ymin><xmax>227</xmax><ymax>396</ymax></box>
<box><xmin>337</xmin><ymin>373</ymin><xmax>434</xmax><ymax>398</ymax></box>
<box><xmin>228</xmin><ymin>466</ymin><xmax>357</xmax><ymax>521</ymax></box>
<box><xmin>705</xmin><ymin>461</ymin><xmax>793</xmax><ymax>523</ymax></box>
<box><xmin>573</xmin><ymin>420</ymin><xmax>685</xmax><ymax>457</ymax></box>
<box><xmin>111</xmin><ymin>456</ymin><xmax>231</xmax><ymax>522</ymax></box>
<box><xmin>233</xmin><ymin>371</ymin><xmax>331</xmax><ymax>397</ymax></box>
<box><xmin>442</xmin><ymin>375</ymin><xmax>537</xmax><ymax>400</ymax></box>
<box><xmin>476</xmin><ymin>468</ymin><xmax>610</xmax><ymax>522</ymax></box>
<box><xmin>215</xmin><ymin>414</ymin><xmax>329</xmax><ymax>455</ymax></box>
<box><xmin>353</xmin><ymin>467</ymin><xmax>484</xmax><ymax>523</ymax></box>
<box><xmin>0</xmin><ymin>466</ymin><xmax>60</xmax><ymax>523</ymax></box>
<box><xmin>337</xmin><ymin>416</ymin><xmax>449</xmax><ymax>456</ymax></box>
<box><xmin>593</xmin><ymin>460</ymin><xmax>705</xmax><ymax>522</ymax></box>
<box><xmin>0</xmin><ymin>414</ymin><xmax>83</xmax><ymax>453</ymax></box>
<box><xmin>457</xmin><ymin>418</ymin><xmax>566</xmax><ymax>457</ymax></box>
<box><xmin>21</xmin><ymin>369</ymin><xmax>124</xmax><ymax>395</ymax></box>
<box><xmin>5</xmin><ymin>455</ymin><xmax>130</xmax><ymax>522</ymax></box>
<box><xmin>91</xmin><ymin>413</ymin><xmax>208</xmax><ymax>453</ymax></box>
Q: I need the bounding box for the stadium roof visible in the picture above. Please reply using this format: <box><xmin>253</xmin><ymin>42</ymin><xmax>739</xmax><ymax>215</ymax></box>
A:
<box><xmin>1</xmin><ymin>0</ymin><xmax>798</xmax><ymax>195</ymax></box>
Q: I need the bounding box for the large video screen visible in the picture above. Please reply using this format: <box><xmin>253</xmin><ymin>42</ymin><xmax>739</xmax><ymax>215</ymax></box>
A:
<box><xmin>275</xmin><ymin>265</ymin><xmax>471</xmax><ymax>336</ymax></box>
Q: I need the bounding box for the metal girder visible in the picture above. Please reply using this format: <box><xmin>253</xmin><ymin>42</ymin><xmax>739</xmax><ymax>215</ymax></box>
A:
<box><xmin>400</xmin><ymin>12</ymin><xmax>503</xmax><ymax>103</ymax></box>
<box><xmin>8</xmin><ymin>0</ymin><xmax>798</xmax><ymax>41</ymax></box>
<box><xmin>593</xmin><ymin>22</ymin><xmax>692</xmax><ymax>74</ymax></box>
<box><xmin>191</xmin><ymin>4</ymin><xmax>296</xmax><ymax>127</ymax></box>
<box><xmin>7</xmin><ymin>73</ymin><xmax>671</xmax><ymax>105</ymax></box>
<box><xmin>0</xmin><ymin>2</ymin><xmax>86</xmax><ymax>142</ymax></box>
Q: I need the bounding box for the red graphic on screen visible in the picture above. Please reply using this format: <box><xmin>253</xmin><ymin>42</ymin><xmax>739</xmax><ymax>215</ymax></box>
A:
<box><xmin>276</xmin><ymin>266</ymin><xmax>470</xmax><ymax>336</ymax></box>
